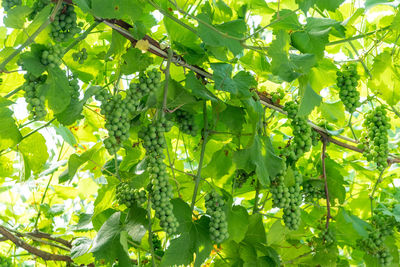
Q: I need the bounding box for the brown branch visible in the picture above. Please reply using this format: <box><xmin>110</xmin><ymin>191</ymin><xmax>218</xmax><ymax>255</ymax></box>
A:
<box><xmin>0</xmin><ymin>226</ymin><xmax>72</xmax><ymax>262</ymax></box>
<box><xmin>27</xmin><ymin>232</ymin><xmax>72</xmax><ymax>249</ymax></box>
<box><xmin>321</xmin><ymin>138</ymin><xmax>331</xmax><ymax>229</ymax></box>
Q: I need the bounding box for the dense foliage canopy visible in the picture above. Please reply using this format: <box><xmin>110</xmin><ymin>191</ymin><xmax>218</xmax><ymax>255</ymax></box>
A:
<box><xmin>1</xmin><ymin>0</ymin><xmax>400</xmax><ymax>266</ymax></box>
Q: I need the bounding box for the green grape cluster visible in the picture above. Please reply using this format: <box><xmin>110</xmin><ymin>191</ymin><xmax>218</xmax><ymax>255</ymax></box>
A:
<box><xmin>281</xmin><ymin>101</ymin><xmax>313</xmax><ymax>162</ymax></box>
<box><xmin>302</xmin><ymin>181</ymin><xmax>325</xmax><ymax>203</ymax></box>
<box><xmin>270</xmin><ymin>88</ymin><xmax>285</xmax><ymax>103</ymax></box>
<box><xmin>139</xmin><ymin>118</ymin><xmax>179</xmax><ymax>235</ymax></box>
<box><xmin>0</xmin><ymin>256</ymin><xmax>11</xmax><ymax>267</ymax></box>
<box><xmin>116</xmin><ymin>182</ymin><xmax>146</xmax><ymax>208</ymax></box>
<box><xmin>72</xmin><ymin>48</ymin><xmax>88</xmax><ymax>64</ymax></box>
<box><xmin>320</xmin><ymin>228</ymin><xmax>336</xmax><ymax>245</ymax></box>
<box><xmin>173</xmin><ymin>109</ymin><xmax>198</xmax><ymax>136</ymax></box>
<box><xmin>152</xmin><ymin>234</ymin><xmax>164</xmax><ymax>257</ymax></box>
<box><xmin>234</xmin><ymin>169</ymin><xmax>255</xmax><ymax>189</ymax></box>
<box><xmin>96</xmin><ymin>70</ymin><xmax>162</xmax><ymax>154</ymax></box>
<box><xmin>41</xmin><ymin>45</ymin><xmax>62</xmax><ymax>68</ymax></box>
<box><xmin>1</xmin><ymin>0</ymin><xmax>21</xmax><ymax>11</ymax></box>
<box><xmin>282</xmin><ymin>171</ymin><xmax>302</xmax><ymax>230</ymax></box>
<box><xmin>68</xmin><ymin>76</ymin><xmax>80</xmax><ymax>101</ymax></box>
<box><xmin>270</xmin><ymin>171</ymin><xmax>291</xmax><ymax>209</ymax></box>
<box><xmin>22</xmin><ymin>73</ymin><xmax>47</xmax><ymax>120</ymax></box>
<box><xmin>336</xmin><ymin>64</ymin><xmax>361</xmax><ymax>113</ymax></box>
<box><xmin>205</xmin><ymin>191</ymin><xmax>229</xmax><ymax>243</ymax></box>
<box><xmin>357</xmin><ymin>213</ymin><xmax>395</xmax><ymax>266</ymax></box>
<box><xmin>311</xmin><ymin>130</ymin><xmax>320</xmax><ymax>146</ymax></box>
<box><xmin>29</xmin><ymin>0</ymin><xmax>50</xmax><ymax>20</ymax></box>
<box><xmin>360</xmin><ymin>106</ymin><xmax>390</xmax><ymax>171</ymax></box>
<box><xmin>50</xmin><ymin>4</ymin><xmax>81</xmax><ymax>42</ymax></box>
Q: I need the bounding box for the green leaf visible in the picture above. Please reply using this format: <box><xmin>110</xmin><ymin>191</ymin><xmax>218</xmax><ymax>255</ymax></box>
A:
<box><xmin>319</xmin><ymin>101</ymin><xmax>346</xmax><ymax>125</ymax></box>
<box><xmin>325</xmin><ymin>157</ymin><xmax>346</xmax><ymax>204</ymax></box>
<box><xmin>271</xmin><ymin>9</ymin><xmax>302</xmax><ymax>31</ymax></box>
<box><xmin>123</xmin><ymin>205</ymin><xmax>147</xmax><ymax>243</ymax></box>
<box><xmin>239</xmin><ymin>50</ymin><xmax>270</xmax><ymax>74</ymax></box>
<box><xmin>60</xmin><ymin>143</ymin><xmax>103</xmax><ymax>183</ymax></box>
<box><xmin>90</xmin><ymin>212</ymin><xmax>130</xmax><ymax>264</ymax></box>
<box><xmin>211</xmin><ymin>64</ymin><xmax>255</xmax><ymax>97</ymax></box>
<box><xmin>0</xmin><ymin>107</ymin><xmax>21</xmax><ymax>151</ymax></box>
<box><xmin>336</xmin><ymin>209</ymin><xmax>368</xmax><ymax>246</ymax></box>
<box><xmin>121</xmin><ymin>48</ymin><xmax>153</xmax><ymax>75</ymax></box>
<box><xmin>268</xmin><ymin>31</ymin><xmax>300</xmax><ymax>82</ymax></box>
<box><xmin>107</xmin><ymin>29</ymin><xmax>128</xmax><ymax>57</ymax></box>
<box><xmin>203</xmin><ymin>146</ymin><xmax>232</xmax><ymax>178</ymax></box>
<box><xmin>19</xmin><ymin>44</ymin><xmax>46</xmax><ymax>77</ymax></box>
<box><xmin>365</xmin><ymin>0</ymin><xmax>396</xmax><ymax>9</ymax></box>
<box><xmin>228</xmin><ymin>205</ymin><xmax>249</xmax><ymax>243</ymax></box>
<box><xmin>315</xmin><ymin>0</ymin><xmax>345</xmax><ymax>11</ymax></box>
<box><xmin>91</xmin><ymin>0</ymin><xmax>142</xmax><ymax>19</ymax></box>
<box><xmin>368</xmin><ymin>51</ymin><xmax>400</xmax><ymax>105</ymax></box>
<box><xmin>197</xmin><ymin>14</ymin><xmax>246</xmax><ymax>55</ymax></box>
<box><xmin>161</xmin><ymin>232</ymin><xmax>195</xmax><ymax>267</ymax></box>
<box><xmin>71</xmin><ymin>237</ymin><xmax>92</xmax><ymax>259</ymax></box>
<box><xmin>219</xmin><ymin>105</ymin><xmax>245</xmax><ymax>132</ymax></box>
<box><xmin>233</xmin><ymin>136</ymin><xmax>282</xmax><ymax>186</ymax></box>
<box><xmin>244</xmin><ymin>213</ymin><xmax>266</xmax><ymax>245</ymax></box>
<box><xmin>3</xmin><ymin>6</ymin><xmax>32</xmax><ymax>29</ymax></box>
<box><xmin>185</xmin><ymin>72</ymin><xmax>219</xmax><ymax>102</ymax></box>
<box><xmin>298</xmin><ymin>84</ymin><xmax>322</xmax><ymax>117</ymax></box>
<box><xmin>161</xmin><ymin>79</ymin><xmax>197</xmax><ymax>109</ymax></box>
<box><xmin>19</xmin><ymin>129</ymin><xmax>48</xmax><ymax>174</ymax></box>
<box><xmin>45</xmin><ymin>68</ymin><xmax>71</xmax><ymax>114</ymax></box>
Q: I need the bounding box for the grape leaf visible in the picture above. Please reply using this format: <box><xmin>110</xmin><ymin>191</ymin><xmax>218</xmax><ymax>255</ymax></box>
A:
<box><xmin>19</xmin><ymin>128</ymin><xmax>48</xmax><ymax>174</ymax></box>
<box><xmin>0</xmin><ymin>107</ymin><xmax>21</xmax><ymax>151</ymax></box>
<box><xmin>121</xmin><ymin>48</ymin><xmax>154</xmax><ymax>74</ymax></box>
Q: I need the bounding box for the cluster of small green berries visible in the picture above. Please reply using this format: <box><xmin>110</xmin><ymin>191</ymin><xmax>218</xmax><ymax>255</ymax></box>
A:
<box><xmin>72</xmin><ymin>48</ymin><xmax>88</xmax><ymax>64</ymax></box>
<box><xmin>152</xmin><ymin>234</ymin><xmax>164</xmax><ymax>257</ymax></box>
<box><xmin>281</xmin><ymin>101</ymin><xmax>313</xmax><ymax>162</ymax></box>
<box><xmin>302</xmin><ymin>181</ymin><xmax>325</xmax><ymax>203</ymax></box>
<box><xmin>205</xmin><ymin>191</ymin><xmax>229</xmax><ymax>243</ymax></box>
<box><xmin>270</xmin><ymin>171</ymin><xmax>291</xmax><ymax>209</ymax></box>
<box><xmin>360</xmin><ymin>106</ymin><xmax>390</xmax><ymax>171</ymax></box>
<box><xmin>234</xmin><ymin>169</ymin><xmax>255</xmax><ymax>189</ymax></box>
<box><xmin>139</xmin><ymin>118</ymin><xmax>179</xmax><ymax>235</ymax></box>
<box><xmin>96</xmin><ymin>70</ymin><xmax>162</xmax><ymax>154</ymax></box>
<box><xmin>40</xmin><ymin>45</ymin><xmax>63</xmax><ymax>68</ymax></box>
<box><xmin>357</xmin><ymin>213</ymin><xmax>395</xmax><ymax>266</ymax></box>
<box><xmin>0</xmin><ymin>255</ymin><xmax>12</xmax><ymax>267</ymax></box>
<box><xmin>50</xmin><ymin>4</ymin><xmax>81</xmax><ymax>42</ymax></box>
<box><xmin>1</xmin><ymin>0</ymin><xmax>21</xmax><ymax>11</ymax></box>
<box><xmin>320</xmin><ymin>227</ymin><xmax>336</xmax><ymax>245</ymax></box>
<box><xmin>270</xmin><ymin>88</ymin><xmax>285</xmax><ymax>103</ymax></box>
<box><xmin>173</xmin><ymin>109</ymin><xmax>198</xmax><ymax>136</ymax></box>
<box><xmin>336</xmin><ymin>64</ymin><xmax>361</xmax><ymax>113</ymax></box>
<box><xmin>29</xmin><ymin>0</ymin><xmax>50</xmax><ymax>20</ymax></box>
<box><xmin>68</xmin><ymin>76</ymin><xmax>80</xmax><ymax>101</ymax></box>
<box><xmin>23</xmin><ymin>73</ymin><xmax>47</xmax><ymax>120</ymax></box>
<box><xmin>116</xmin><ymin>182</ymin><xmax>146</xmax><ymax>208</ymax></box>
<box><xmin>282</xmin><ymin>171</ymin><xmax>302</xmax><ymax>230</ymax></box>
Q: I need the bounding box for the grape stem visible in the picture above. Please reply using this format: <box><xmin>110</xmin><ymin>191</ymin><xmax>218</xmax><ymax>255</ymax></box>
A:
<box><xmin>190</xmin><ymin>101</ymin><xmax>209</xmax><ymax>212</ymax></box>
<box><xmin>33</xmin><ymin>141</ymin><xmax>64</xmax><ymax>230</ymax></box>
<box><xmin>369</xmin><ymin>169</ymin><xmax>386</xmax><ymax>215</ymax></box>
<box><xmin>348</xmin><ymin>113</ymin><xmax>358</xmax><ymax>142</ymax></box>
<box><xmin>322</xmin><ymin>138</ymin><xmax>331</xmax><ymax>229</ymax></box>
<box><xmin>147</xmin><ymin>194</ymin><xmax>156</xmax><ymax>267</ymax></box>
<box><xmin>0</xmin><ymin>0</ymin><xmax>64</xmax><ymax>72</ymax></box>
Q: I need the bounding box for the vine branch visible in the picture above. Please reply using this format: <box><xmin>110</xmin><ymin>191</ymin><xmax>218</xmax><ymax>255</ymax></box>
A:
<box><xmin>322</xmin><ymin>138</ymin><xmax>331</xmax><ymax>229</ymax></box>
<box><xmin>190</xmin><ymin>101</ymin><xmax>208</xmax><ymax>212</ymax></box>
<box><xmin>0</xmin><ymin>226</ymin><xmax>72</xmax><ymax>262</ymax></box>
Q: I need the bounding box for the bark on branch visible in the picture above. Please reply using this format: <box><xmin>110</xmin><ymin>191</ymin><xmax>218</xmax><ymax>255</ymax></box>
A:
<box><xmin>0</xmin><ymin>226</ymin><xmax>72</xmax><ymax>262</ymax></box>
